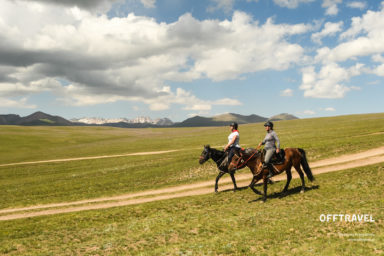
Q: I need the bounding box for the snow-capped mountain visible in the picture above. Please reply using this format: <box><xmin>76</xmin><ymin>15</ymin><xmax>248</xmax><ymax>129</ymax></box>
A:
<box><xmin>70</xmin><ymin>117</ymin><xmax>127</xmax><ymax>125</ymax></box>
<box><xmin>71</xmin><ymin>116</ymin><xmax>173</xmax><ymax>126</ymax></box>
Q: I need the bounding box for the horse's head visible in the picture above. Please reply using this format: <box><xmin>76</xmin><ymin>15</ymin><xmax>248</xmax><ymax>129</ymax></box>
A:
<box><xmin>199</xmin><ymin>145</ymin><xmax>211</xmax><ymax>164</ymax></box>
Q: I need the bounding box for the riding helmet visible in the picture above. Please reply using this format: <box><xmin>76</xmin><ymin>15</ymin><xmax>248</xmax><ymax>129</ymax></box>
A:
<box><xmin>264</xmin><ymin>121</ymin><xmax>274</xmax><ymax>128</ymax></box>
<box><xmin>230</xmin><ymin>122</ymin><xmax>238</xmax><ymax>130</ymax></box>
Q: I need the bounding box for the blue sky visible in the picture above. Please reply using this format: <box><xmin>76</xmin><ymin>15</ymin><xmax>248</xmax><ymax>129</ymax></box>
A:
<box><xmin>0</xmin><ymin>0</ymin><xmax>383</xmax><ymax>121</ymax></box>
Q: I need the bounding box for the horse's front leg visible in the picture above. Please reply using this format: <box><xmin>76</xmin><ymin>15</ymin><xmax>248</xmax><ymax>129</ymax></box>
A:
<box><xmin>229</xmin><ymin>172</ymin><xmax>238</xmax><ymax>191</ymax></box>
<box><xmin>249</xmin><ymin>175</ymin><xmax>262</xmax><ymax>195</ymax></box>
<box><xmin>215</xmin><ymin>171</ymin><xmax>225</xmax><ymax>193</ymax></box>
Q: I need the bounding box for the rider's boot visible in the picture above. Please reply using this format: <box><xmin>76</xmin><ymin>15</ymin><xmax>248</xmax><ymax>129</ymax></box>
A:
<box><xmin>266</xmin><ymin>163</ymin><xmax>275</xmax><ymax>178</ymax></box>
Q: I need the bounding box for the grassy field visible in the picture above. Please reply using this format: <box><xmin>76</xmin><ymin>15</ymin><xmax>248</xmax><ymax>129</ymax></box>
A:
<box><xmin>0</xmin><ymin>113</ymin><xmax>383</xmax><ymax>255</ymax></box>
<box><xmin>0</xmin><ymin>165</ymin><xmax>382</xmax><ymax>255</ymax></box>
<box><xmin>0</xmin><ymin>113</ymin><xmax>383</xmax><ymax>209</ymax></box>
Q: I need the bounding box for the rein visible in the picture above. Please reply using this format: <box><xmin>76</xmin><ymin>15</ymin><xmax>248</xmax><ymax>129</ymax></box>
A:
<box><xmin>235</xmin><ymin>150</ymin><xmax>259</xmax><ymax>169</ymax></box>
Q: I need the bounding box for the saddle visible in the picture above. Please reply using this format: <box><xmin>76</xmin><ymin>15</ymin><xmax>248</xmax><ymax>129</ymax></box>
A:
<box><xmin>262</xmin><ymin>148</ymin><xmax>285</xmax><ymax>165</ymax></box>
<box><xmin>219</xmin><ymin>148</ymin><xmax>243</xmax><ymax>171</ymax></box>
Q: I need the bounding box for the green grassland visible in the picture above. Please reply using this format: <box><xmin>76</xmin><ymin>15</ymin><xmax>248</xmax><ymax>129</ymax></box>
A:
<box><xmin>0</xmin><ymin>113</ymin><xmax>384</xmax><ymax>255</ymax></box>
<box><xmin>0</xmin><ymin>113</ymin><xmax>383</xmax><ymax>209</ymax></box>
<box><xmin>0</xmin><ymin>165</ymin><xmax>383</xmax><ymax>255</ymax></box>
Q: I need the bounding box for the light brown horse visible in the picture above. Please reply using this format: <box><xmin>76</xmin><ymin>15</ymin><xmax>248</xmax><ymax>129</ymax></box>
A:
<box><xmin>229</xmin><ymin>148</ymin><xmax>314</xmax><ymax>202</ymax></box>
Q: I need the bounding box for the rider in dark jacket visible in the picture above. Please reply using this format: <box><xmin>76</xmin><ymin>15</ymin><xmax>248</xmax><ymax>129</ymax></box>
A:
<box><xmin>257</xmin><ymin>121</ymin><xmax>280</xmax><ymax>178</ymax></box>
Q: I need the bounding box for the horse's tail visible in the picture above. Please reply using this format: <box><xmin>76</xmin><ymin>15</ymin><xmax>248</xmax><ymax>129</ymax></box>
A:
<box><xmin>298</xmin><ymin>148</ymin><xmax>315</xmax><ymax>182</ymax></box>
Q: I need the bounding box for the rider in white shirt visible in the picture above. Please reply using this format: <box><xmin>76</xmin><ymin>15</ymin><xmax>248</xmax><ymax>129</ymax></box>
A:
<box><xmin>224</xmin><ymin>122</ymin><xmax>241</xmax><ymax>165</ymax></box>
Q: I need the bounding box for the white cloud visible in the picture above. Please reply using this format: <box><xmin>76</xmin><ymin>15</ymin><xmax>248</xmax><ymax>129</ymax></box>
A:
<box><xmin>324</xmin><ymin>107</ymin><xmax>336</xmax><ymax>111</ymax></box>
<box><xmin>280</xmin><ymin>88</ymin><xmax>293</xmax><ymax>96</ymax></box>
<box><xmin>371</xmin><ymin>64</ymin><xmax>384</xmax><ymax>76</ymax></box>
<box><xmin>273</xmin><ymin>0</ymin><xmax>314</xmax><ymax>9</ymax></box>
<box><xmin>6</xmin><ymin>0</ymin><xmax>119</xmax><ymax>13</ymax></box>
<box><xmin>0</xmin><ymin>3</ymin><xmax>311</xmax><ymax>112</ymax></box>
<box><xmin>140</xmin><ymin>0</ymin><xmax>156</xmax><ymax>8</ymax></box>
<box><xmin>311</xmin><ymin>21</ymin><xmax>343</xmax><ymax>44</ymax></box>
<box><xmin>188</xmin><ymin>14</ymin><xmax>311</xmax><ymax>81</ymax></box>
<box><xmin>322</xmin><ymin>0</ymin><xmax>342</xmax><ymax>16</ymax></box>
<box><xmin>0</xmin><ymin>97</ymin><xmax>36</xmax><ymax>109</ymax></box>
<box><xmin>302</xmin><ymin>110</ymin><xmax>316</xmax><ymax>115</ymax></box>
<box><xmin>212</xmin><ymin>98</ymin><xmax>242</xmax><ymax>106</ymax></box>
<box><xmin>346</xmin><ymin>1</ymin><xmax>367</xmax><ymax>10</ymax></box>
<box><xmin>314</xmin><ymin>12</ymin><xmax>384</xmax><ymax>64</ymax></box>
<box><xmin>207</xmin><ymin>0</ymin><xmax>235</xmax><ymax>14</ymax></box>
<box><xmin>299</xmin><ymin>63</ymin><xmax>363</xmax><ymax>98</ymax></box>
<box><xmin>372</xmin><ymin>54</ymin><xmax>384</xmax><ymax>63</ymax></box>
<box><xmin>312</xmin><ymin>5</ymin><xmax>384</xmax><ymax>82</ymax></box>
<box><xmin>339</xmin><ymin>6</ymin><xmax>384</xmax><ymax>41</ymax></box>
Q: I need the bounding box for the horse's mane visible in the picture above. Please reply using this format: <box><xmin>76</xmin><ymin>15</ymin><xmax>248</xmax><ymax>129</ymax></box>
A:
<box><xmin>210</xmin><ymin>147</ymin><xmax>224</xmax><ymax>154</ymax></box>
<box><xmin>204</xmin><ymin>145</ymin><xmax>225</xmax><ymax>163</ymax></box>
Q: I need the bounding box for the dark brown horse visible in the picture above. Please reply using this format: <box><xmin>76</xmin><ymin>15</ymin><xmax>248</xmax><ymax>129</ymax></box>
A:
<box><xmin>199</xmin><ymin>145</ymin><xmax>246</xmax><ymax>193</ymax></box>
<box><xmin>229</xmin><ymin>148</ymin><xmax>314</xmax><ymax>202</ymax></box>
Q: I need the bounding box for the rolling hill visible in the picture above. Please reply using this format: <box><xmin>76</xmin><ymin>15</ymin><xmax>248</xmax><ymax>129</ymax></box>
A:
<box><xmin>269</xmin><ymin>113</ymin><xmax>299</xmax><ymax>121</ymax></box>
<box><xmin>174</xmin><ymin>113</ymin><xmax>281</xmax><ymax>127</ymax></box>
<box><xmin>0</xmin><ymin>111</ymin><xmax>72</xmax><ymax>126</ymax></box>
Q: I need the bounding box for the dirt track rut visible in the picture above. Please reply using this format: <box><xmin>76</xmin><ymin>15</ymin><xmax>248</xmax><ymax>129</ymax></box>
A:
<box><xmin>1</xmin><ymin>146</ymin><xmax>384</xmax><ymax>221</ymax></box>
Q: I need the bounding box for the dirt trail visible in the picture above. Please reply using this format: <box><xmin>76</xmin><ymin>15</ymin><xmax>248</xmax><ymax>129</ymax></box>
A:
<box><xmin>1</xmin><ymin>146</ymin><xmax>383</xmax><ymax>221</ymax></box>
<box><xmin>0</xmin><ymin>150</ymin><xmax>179</xmax><ymax>167</ymax></box>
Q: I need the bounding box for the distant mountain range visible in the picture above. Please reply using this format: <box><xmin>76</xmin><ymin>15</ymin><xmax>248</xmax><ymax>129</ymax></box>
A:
<box><xmin>174</xmin><ymin>113</ymin><xmax>268</xmax><ymax>127</ymax></box>
<box><xmin>0</xmin><ymin>111</ymin><xmax>298</xmax><ymax>127</ymax></box>
<box><xmin>0</xmin><ymin>111</ymin><xmax>72</xmax><ymax>126</ymax></box>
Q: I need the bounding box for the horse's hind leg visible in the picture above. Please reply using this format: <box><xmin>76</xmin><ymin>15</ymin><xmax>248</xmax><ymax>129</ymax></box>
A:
<box><xmin>215</xmin><ymin>171</ymin><xmax>225</xmax><ymax>193</ymax></box>
<box><xmin>263</xmin><ymin>177</ymin><xmax>268</xmax><ymax>202</ymax></box>
<box><xmin>229</xmin><ymin>172</ymin><xmax>238</xmax><ymax>191</ymax></box>
<box><xmin>294</xmin><ymin>164</ymin><xmax>306</xmax><ymax>193</ymax></box>
<box><xmin>282</xmin><ymin>168</ymin><xmax>292</xmax><ymax>194</ymax></box>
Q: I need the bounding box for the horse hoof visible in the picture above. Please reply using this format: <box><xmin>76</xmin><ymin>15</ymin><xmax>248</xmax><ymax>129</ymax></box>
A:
<box><xmin>300</xmin><ymin>190</ymin><xmax>305</xmax><ymax>194</ymax></box>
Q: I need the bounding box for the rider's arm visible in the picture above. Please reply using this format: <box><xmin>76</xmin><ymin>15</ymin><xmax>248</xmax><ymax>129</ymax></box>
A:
<box><xmin>257</xmin><ymin>134</ymin><xmax>267</xmax><ymax>149</ymax></box>
<box><xmin>273</xmin><ymin>133</ymin><xmax>280</xmax><ymax>149</ymax></box>
<box><xmin>273</xmin><ymin>132</ymin><xmax>280</xmax><ymax>152</ymax></box>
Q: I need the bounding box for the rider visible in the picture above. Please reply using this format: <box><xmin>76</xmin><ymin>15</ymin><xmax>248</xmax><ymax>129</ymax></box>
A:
<box><xmin>224</xmin><ymin>122</ymin><xmax>241</xmax><ymax>166</ymax></box>
<box><xmin>257</xmin><ymin>121</ymin><xmax>280</xmax><ymax>178</ymax></box>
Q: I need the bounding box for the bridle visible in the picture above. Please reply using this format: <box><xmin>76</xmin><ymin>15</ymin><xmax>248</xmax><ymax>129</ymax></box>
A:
<box><xmin>199</xmin><ymin>148</ymin><xmax>210</xmax><ymax>163</ymax></box>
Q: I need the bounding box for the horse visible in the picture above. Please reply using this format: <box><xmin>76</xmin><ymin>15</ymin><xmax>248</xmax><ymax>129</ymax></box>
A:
<box><xmin>229</xmin><ymin>148</ymin><xmax>315</xmax><ymax>202</ymax></box>
<box><xmin>199</xmin><ymin>145</ymin><xmax>246</xmax><ymax>193</ymax></box>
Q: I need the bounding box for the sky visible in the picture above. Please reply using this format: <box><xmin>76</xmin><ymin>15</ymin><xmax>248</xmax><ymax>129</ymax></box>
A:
<box><xmin>0</xmin><ymin>0</ymin><xmax>383</xmax><ymax>121</ymax></box>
